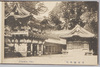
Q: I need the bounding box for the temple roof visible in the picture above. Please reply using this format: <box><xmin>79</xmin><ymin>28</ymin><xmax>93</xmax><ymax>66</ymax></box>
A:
<box><xmin>46</xmin><ymin>24</ymin><xmax>95</xmax><ymax>39</ymax></box>
<box><xmin>60</xmin><ymin>24</ymin><xmax>95</xmax><ymax>38</ymax></box>
<box><xmin>10</xmin><ymin>31</ymin><xmax>48</xmax><ymax>40</ymax></box>
<box><xmin>6</xmin><ymin>3</ymin><xmax>30</xmax><ymax>19</ymax></box>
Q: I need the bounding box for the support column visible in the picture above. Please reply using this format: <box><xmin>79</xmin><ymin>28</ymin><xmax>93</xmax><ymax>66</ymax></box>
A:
<box><xmin>51</xmin><ymin>46</ymin><xmax>52</xmax><ymax>54</ymax></box>
<box><xmin>31</xmin><ymin>44</ymin><xmax>33</xmax><ymax>55</ymax></box>
<box><xmin>13</xmin><ymin>36</ymin><xmax>15</xmax><ymax>52</ymax></box>
<box><xmin>37</xmin><ymin>44</ymin><xmax>39</xmax><ymax>55</ymax></box>
<box><xmin>31</xmin><ymin>44</ymin><xmax>33</xmax><ymax>51</ymax></box>
<box><xmin>41</xmin><ymin>44</ymin><xmax>43</xmax><ymax>55</ymax></box>
<box><xmin>54</xmin><ymin>46</ymin><xmax>55</xmax><ymax>53</ymax></box>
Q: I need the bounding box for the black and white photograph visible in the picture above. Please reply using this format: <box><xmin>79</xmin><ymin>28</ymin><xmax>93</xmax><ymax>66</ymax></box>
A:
<box><xmin>1</xmin><ymin>1</ymin><xmax>99</xmax><ymax>65</ymax></box>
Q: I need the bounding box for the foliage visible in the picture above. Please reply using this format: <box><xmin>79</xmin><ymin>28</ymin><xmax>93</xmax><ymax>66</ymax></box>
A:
<box><xmin>19</xmin><ymin>2</ymin><xmax>39</xmax><ymax>15</ymax></box>
<box><xmin>5</xmin><ymin>2</ymin><xmax>98</xmax><ymax>35</ymax></box>
<box><xmin>49</xmin><ymin>1</ymin><xmax>98</xmax><ymax>35</ymax></box>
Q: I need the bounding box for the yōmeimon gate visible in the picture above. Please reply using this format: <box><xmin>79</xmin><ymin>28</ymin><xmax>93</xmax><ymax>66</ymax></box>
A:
<box><xmin>60</xmin><ymin>25</ymin><xmax>97</xmax><ymax>55</ymax></box>
<box><xmin>4</xmin><ymin>31</ymin><xmax>48</xmax><ymax>57</ymax></box>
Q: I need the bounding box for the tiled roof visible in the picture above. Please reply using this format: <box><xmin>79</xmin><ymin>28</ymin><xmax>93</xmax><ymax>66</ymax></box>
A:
<box><xmin>45</xmin><ymin>24</ymin><xmax>95</xmax><ymax>39</ymax></box>
<box><xmin>60</xmin><ymin>24</ymin><xmax>95</xmax><ymax>38</ymax></box>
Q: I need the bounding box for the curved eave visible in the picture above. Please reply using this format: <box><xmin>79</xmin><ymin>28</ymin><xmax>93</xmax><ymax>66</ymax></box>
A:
<box><xmin>29</xmin><ymin>33</ymin><xmax>48</xmax><ymax>40</ymax></box>
<box><xmin>61</xmin><ymin>35</ymin><xmax>95</xmax><ymax>39</ymax></box>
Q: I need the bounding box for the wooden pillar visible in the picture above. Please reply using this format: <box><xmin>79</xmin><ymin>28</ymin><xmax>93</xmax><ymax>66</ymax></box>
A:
<box><xmin>55</xmin><ymin>46</ymin><xmax>56</xmax><ymax>53</ymax></box>
<box><xmin>41</xmin><ymin>44</ymin><xmax>43</xmax><ymax>55</ymax></box>
<box><xmin>47</xmin><ymin>46</ymin><xmax>49</xmax><ymax>54</ymax></box>
<box><xmin>58</xmin><ymin>45</ymin><xmax>59</xmax><ymax>53</ymax></box>
<box><xmin>66</xmin><ymin>39</ymin><xmax>67</xmax><ymax>50</ymax></box>
<box><xmin>13</xmin><ymin>35</ymin><xmax>15</xmax><ymax>52</ymax></box>
<box><xmin>54</xmin><ymin>46</ymin><xmax>55</xmax><ymax>53</ymax></box>
<box><xmin>37</xmin><ymin>44</ymin><xmax>39</xmax><ymax>55</ymax></box>
<box><xmin>51</xmin><ymin>46</ymin><xmax>52</xmax><ymax>54</ymax></box>
<box><xmin>31</xmin><ymin>44</ymin><xmax>33</xmax><ymax>52</ymax></box>
<box><xmin>52</xmin><ymin>46</ymin><xmax>54</xmax><ymax>54</ymax></box>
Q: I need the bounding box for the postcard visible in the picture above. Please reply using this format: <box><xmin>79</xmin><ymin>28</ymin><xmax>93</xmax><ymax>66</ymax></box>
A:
<box><xmin>0</xmin><ymin>1</ymin><xmax>99</xmax><ymax>65</ymax></box>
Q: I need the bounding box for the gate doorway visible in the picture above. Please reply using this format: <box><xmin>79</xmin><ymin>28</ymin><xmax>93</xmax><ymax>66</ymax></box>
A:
<box><xmin>32</xmin><ymin>44</ymin><xmax>37</xmax><ymax>56</ymax></box>
<box><xmin>27</xmin><ymin>43</ymin><xmax>32</xmax><ymax>56</ymax></box>
<box><xmin>27</xmin><ymin>43</ymin><xmax>37</xmax><ymax>56</ymax></box>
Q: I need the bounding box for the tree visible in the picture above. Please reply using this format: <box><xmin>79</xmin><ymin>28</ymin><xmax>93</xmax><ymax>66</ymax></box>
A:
<box><xmin>49</xmin><ymin>1</ymin><xmax>98</xmax><ymax>34</ymax></box>
<box><xmin>19</xmin><ymin>2</ymin><xmax>39</xmax><ymax>15</ymax></box>
<box><xmin>49</xmin><ymin>2</ymin><xmax>86</xmax><ymax>30</ymax></box>
<box><xmin>5</xmin><ymin>2</ymin><xmax>42</xmax><ymax>31</ymax></box>
<box><xmin>80</xmin><ymin>2</ymin><xmax>98</xmax><ymax>36</ymax></box>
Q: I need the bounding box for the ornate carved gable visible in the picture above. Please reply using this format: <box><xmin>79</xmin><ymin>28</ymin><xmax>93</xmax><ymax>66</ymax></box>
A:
<box><xmin>61</xmin><ymin>24</ymin><xmax>95</xmax><ymax>38</ymax></box>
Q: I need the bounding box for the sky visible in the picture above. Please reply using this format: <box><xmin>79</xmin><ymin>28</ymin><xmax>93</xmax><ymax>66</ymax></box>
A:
<box><xmin>34</xmin><ymin>1</ymin><xmax>61</xmax><ymax>21</ymax></box>
<box><xmin>41</xmin><ymin>2</ymin><xmax>59</xmax><ymax>17</ymax></box>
